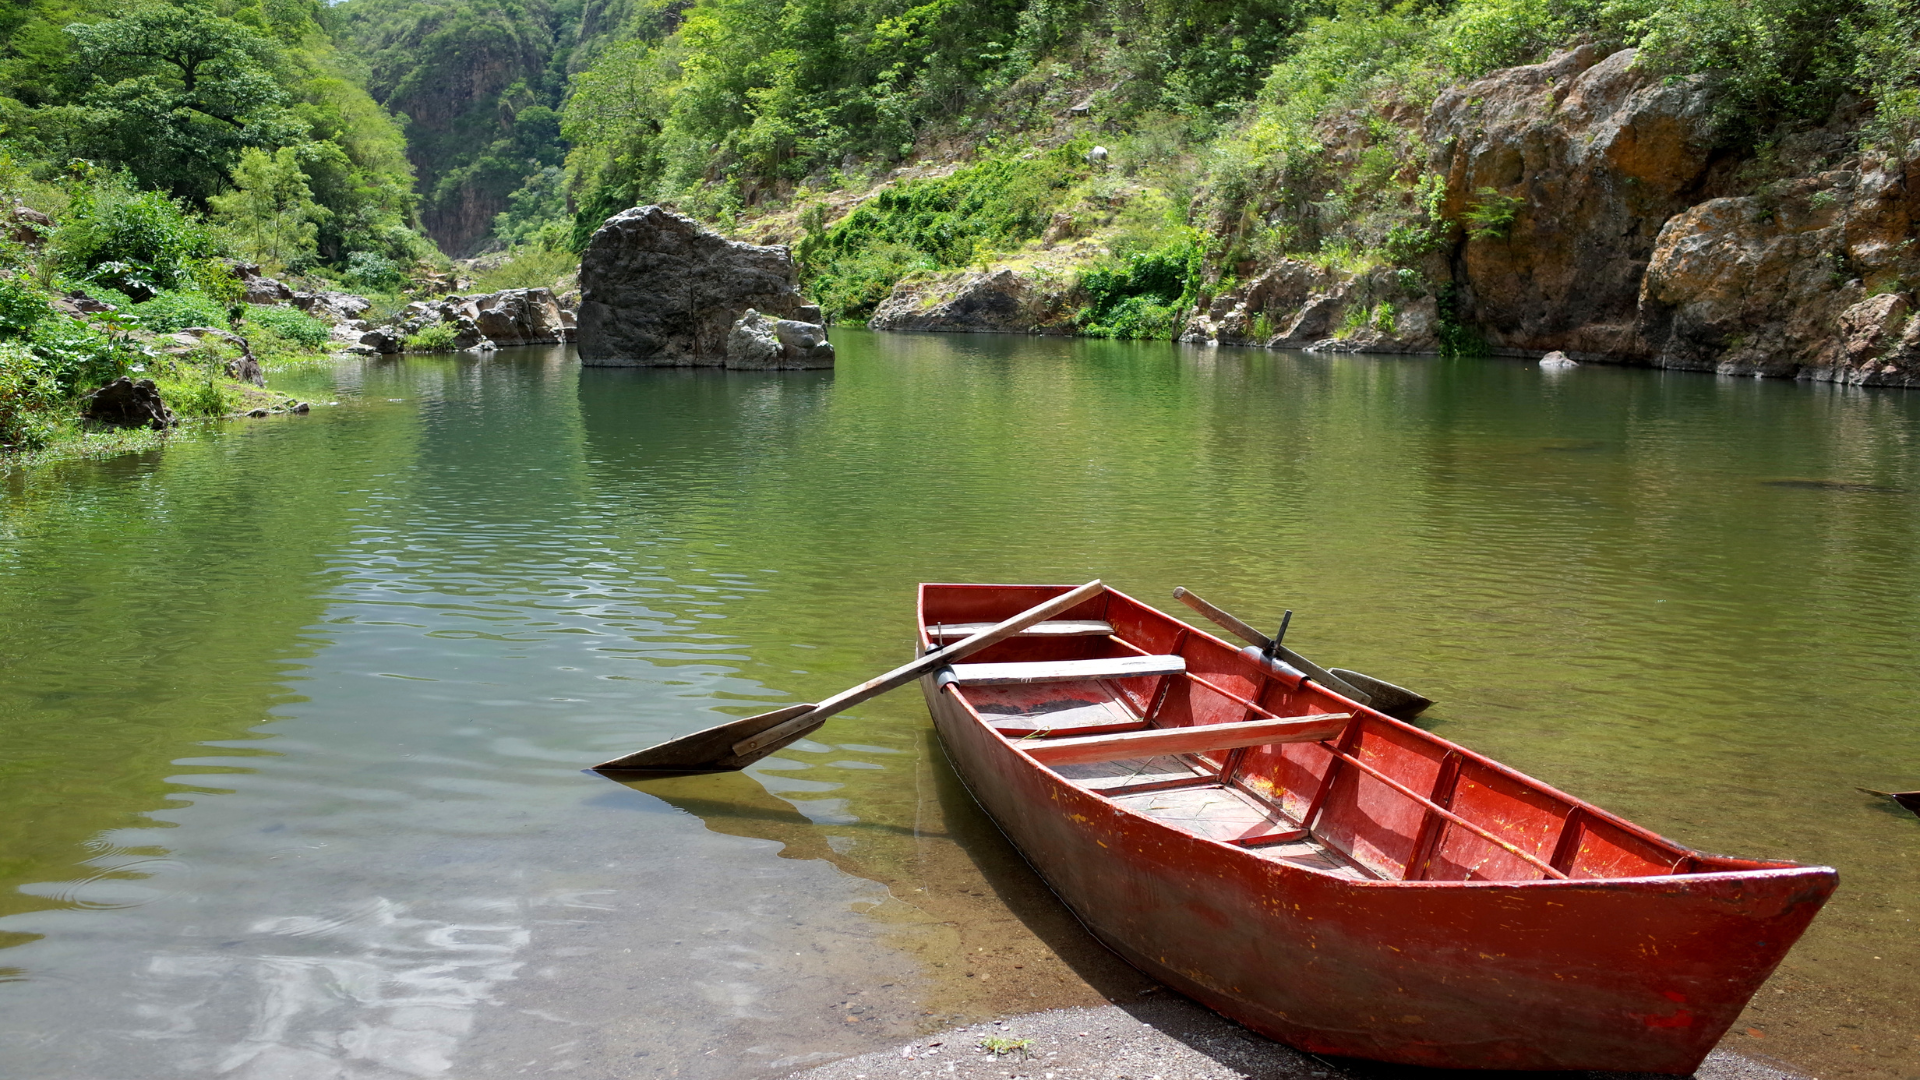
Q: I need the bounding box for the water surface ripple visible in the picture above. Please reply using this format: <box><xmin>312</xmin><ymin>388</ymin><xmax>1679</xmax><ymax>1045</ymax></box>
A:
<box><xmin>0</xmin><ymin>333</ymin><xmax>1914</xmax><ymax>1079</ymax></box>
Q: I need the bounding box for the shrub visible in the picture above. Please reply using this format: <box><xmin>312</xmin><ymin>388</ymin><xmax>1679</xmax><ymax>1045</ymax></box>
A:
<box><xmin>1077</xmin><ymin>234</ymin><xmax>1207</xmax><ymax>340</ymax></box>
<box><xmin>0</xmin><ymin>339</ymin><xmax>64</xmax><ymax>449</ymax></box>
<box><xmin>1462</xmin><ymin>187</ymin><xmax>1525</xmax><ymax>240</ymax></box>
<box><xmin>244</xmin><ymin>305</ymin><xmax>332</xmax><ymax>348</ymax></box>
<box><xmin>342</xmin><ymin>251</ymin><xmax>407</xmax><ymax>293</ymax></box>
<box><xmin>403</xmin><ymin>323</ymin><xmax>459</xmax><ymax>352</ymax></box>
<box><xmin>51</xmin><ymin>170</ymin><xmax>227</xmax><ymax>298</ymax></box>
<box><xmin>800</xmin><ymin>145</ymin><xmax>1089</xmax><ymax>321</ymax></box>
<box><xmin>471</xmin><ymin>247</ymin><xmax>577</xmax><ymax>293</ymax></box>
<box><xmin>127</xmin><ymin>290</ymin><xmax>231</xmax><ymax>333</ymax></box>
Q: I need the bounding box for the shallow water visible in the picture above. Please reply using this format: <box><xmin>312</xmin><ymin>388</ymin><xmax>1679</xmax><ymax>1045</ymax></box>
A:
<box><xmin>1</xmin><ymin>332</ymin><xmax>1915</xmax><ymax>1079</ymax></box>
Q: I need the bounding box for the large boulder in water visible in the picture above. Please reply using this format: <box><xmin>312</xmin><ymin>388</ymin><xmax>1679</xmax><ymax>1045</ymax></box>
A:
<box><xmin>577</xmin><ymin>206</ymin><xmax>826</xmax><ymax>366</ymax></box>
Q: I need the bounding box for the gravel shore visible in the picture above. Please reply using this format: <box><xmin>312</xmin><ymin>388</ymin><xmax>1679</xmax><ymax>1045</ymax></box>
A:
<box><xmin>783</xmin><ymin>996</ymin><xmax>1810</xmax><ymax>1080</ymax></box>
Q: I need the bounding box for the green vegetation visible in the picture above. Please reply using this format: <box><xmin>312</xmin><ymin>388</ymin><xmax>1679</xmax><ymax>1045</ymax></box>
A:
<box><xmin>797</xmin><ymin>146</ymin><xmax>1088</xmax><ymax>320</ymax></box>
<box><xmin>328</xmin><ymin>0</ymin><xmax>593</xmax><ymax>255</ymax></box>
<box><xmin>243</xmin><ymin>305</ymin><xmax>332</xmax><ymax>349</ymax></box>
<box><xmin>978</xmin><ymin>1035</ymin><xmax>1031</xmax><ymax>1057</ymax></box>
<box><xmin>543</xmin><ymin>0</ymin><xmax>1916</xmax><ymax>341</ymax></box>
<box><xmin>402</xmin><ymin>322</ymin><xmax>459</xmax><ymax>352</ymax></box>
<box><xmin>2</xmin><ymin>0</ymin><xmax>432</xmax><ymax>272</ymax></box>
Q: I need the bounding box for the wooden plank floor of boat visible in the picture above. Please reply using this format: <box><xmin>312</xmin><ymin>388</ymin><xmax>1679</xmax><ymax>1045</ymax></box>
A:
<box><xmin>1051</xmin><ymin>756</ymin><xmax>1377</xmax><ymax>880</ymax></box>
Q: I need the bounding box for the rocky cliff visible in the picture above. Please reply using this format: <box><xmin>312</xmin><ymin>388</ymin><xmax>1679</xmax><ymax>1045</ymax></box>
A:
<box><xmin>855</xmin><ymin>47</ymin><xmax>1919</xmax><ymax>387</ymax></box>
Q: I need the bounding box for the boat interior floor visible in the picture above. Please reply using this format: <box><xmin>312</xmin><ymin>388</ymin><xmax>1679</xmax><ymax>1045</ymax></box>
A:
<box><xmin>965</xmin><ymin>666</ymin><xmax>1379</xmax><ymax>881</ymax></box>
<box><xmin>1044</xmin><ymin>754</ymin><xmax>1378</xmax><ymax>880</ymax></box>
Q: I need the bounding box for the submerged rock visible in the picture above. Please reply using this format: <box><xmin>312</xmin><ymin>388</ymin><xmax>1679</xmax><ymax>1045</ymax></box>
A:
<box><xmin>81</xmin><ymin>377</ymin><xmax>176</xmax><ymax>429</ymax></box>
<box><xmin>725</xmin><ymin>309</ymin><xmax>835</xmax><ymax>368</ymax></box>
<box><xmin>577</xmin><ymin>206</ymin><xmax>823</xmax><ymax>366</ymax></box>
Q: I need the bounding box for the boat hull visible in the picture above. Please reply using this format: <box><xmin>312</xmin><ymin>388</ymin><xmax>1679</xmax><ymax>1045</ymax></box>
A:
<box><xmin>916</xmin><ymin>587</ymin><xmax>1835</xmax><ymax>1072</ymax></box>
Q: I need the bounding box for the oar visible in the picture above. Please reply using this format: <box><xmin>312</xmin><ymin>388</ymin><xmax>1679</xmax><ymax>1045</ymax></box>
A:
<box><xmin>593</xmin><ymin>579</ymin><xmax>1107</xmax><ymax>774</ymax></box>
<box><xmin>1856</xmin><ymin>787</ymin><xmax>1920</xmax><ymax>818</ymax></box>
<box><xmin>1172</xmin><ymin>587</ymin><xmax>1434</xmax><ymax>720</ymax></box>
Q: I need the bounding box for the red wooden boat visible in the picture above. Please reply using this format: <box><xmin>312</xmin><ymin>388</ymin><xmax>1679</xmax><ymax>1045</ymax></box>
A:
<box><xmin>916</xmin><ymin>583</ymin><xmax>1837</xmax><ymax>1073</ymax></box>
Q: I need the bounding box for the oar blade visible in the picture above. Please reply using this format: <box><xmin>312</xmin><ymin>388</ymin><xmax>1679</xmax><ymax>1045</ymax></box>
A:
<box><xmin>593</xmin><ymin>704</ymin><xmax>819</xmax><ymax>774</ymax></box>
<box><xmin>1329</xmin><ymin>667</ymin><xmax>1433</xmax><ymax>720</ymax></box>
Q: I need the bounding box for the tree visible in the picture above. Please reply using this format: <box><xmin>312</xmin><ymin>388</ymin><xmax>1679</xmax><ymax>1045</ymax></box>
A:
<box><xmin>208</xmin><ymin>145</ymin><xmax>325</xmax><ymax>269</ymax></box>
<box><xmin>65</xmin><ymin>5</ymin><xmax>304</xmax><ymax>204</ymax></box>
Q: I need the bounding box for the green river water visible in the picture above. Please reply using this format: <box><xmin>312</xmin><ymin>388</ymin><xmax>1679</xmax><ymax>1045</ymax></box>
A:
<box><xmin>0</xmin><ymin>330</ymin><xmax>1915</xmax><ymax>1079</ymax></box>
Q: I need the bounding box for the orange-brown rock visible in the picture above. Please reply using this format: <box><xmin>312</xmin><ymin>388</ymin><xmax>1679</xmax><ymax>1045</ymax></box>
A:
<box><xmin>1426</xmin><ymin>46</ymin><xmax>1717</xmax><ymax>358</ymax></box>
<box><xmin>1636</xmin><ymin>160</ymin><xmax>1920</xmax><ymax>385</ymax></box>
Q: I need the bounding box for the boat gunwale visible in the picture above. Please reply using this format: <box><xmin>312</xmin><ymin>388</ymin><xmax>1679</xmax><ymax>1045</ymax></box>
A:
<box><xmin>917</xmin><ymin>581</ymin><xmax>1832</xmax><ymax>890</ymax></box>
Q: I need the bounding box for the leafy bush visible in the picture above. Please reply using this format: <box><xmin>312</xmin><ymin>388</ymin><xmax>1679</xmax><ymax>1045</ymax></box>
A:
<box><xmin>1462</xmin><ymin>187</ymin><xmax>1525</xmax><ymax>240</ymax></box>
<box><xmin>0</xmin><ymin>339</ymin><xmax>64</xmax><ymax>450</ymax></box>
<box><xmin>342</xmin><ymin>251</ymin><xmax>408</xmax><ymax>294</ymax></box>
<box><xmin>471</xmin><ymin>247</ymin><xmax>577</xmax><ymax>293</ymax></box>
<box><xmin>0</xmin><ymin>273</ymin><xmax>54</xmax><ymax>336</ymax></box>
<box><xmin>1077</xmin><ymin>235</ymin><xmax>1207</xmax><ymax>339</ymax></box>
<box><xmin>800</xmin><ymin>146</ymin><xmax>1087</xmax><ymax>321</ymax></box>
<box><xmin>403</xmin><ymin>323</ymin><xmax>459</xmax><ymax>351</ymax></box>
<box><xmin>51</xmin><ymin>170</ymin><xmax>228</xmax><ymax>298</ymax></box>
<box><xmin>244</xmin><ymin>305</ymin><xmax>332</xmax><ymax>349</ymax></box>
<box><xmin>127</xmin><ymin>290</ymin><xmax>232</xmax><ymax>333</ymax></box>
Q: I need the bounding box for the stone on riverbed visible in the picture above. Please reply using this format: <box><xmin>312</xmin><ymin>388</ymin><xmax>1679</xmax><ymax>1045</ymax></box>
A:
<box><xmin>725</xmin><ymin>309</ymin><xmax>835</xmax><ymax>369</ymax></box>
<box><xmin>577</xmin><ymin>205</ymin><xmax>827</xmax><ymax>366</ymax></box>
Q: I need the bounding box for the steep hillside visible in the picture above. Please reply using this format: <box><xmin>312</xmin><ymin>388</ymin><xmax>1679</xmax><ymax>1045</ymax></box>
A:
<box><xmin>544</xmin><ymin>0</ymin><xmax>1918</xmax><ymax>383</ymax></box>
<box><xmin>328</xmin><ymin>0</ymin><xmax>678</xmax><ymax>256</ymax></box>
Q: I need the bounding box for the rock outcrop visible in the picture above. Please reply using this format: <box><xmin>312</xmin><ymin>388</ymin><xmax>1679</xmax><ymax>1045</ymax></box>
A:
<box><xmin>163</xmin><ymin>327</ymin><xmax>265</xmax><ymax>386</ymax></box>
<box><xmin>231</xmin><ymin>263</ymin><xmax>296</xmax><ymax>305</ymax></box>
<box><xmin>293</xmin><ymin>291</ymin><xmax>373</xmax><ymax>323</ymax></box>
<box><xmin>870</xmin><ymin>268</ymin><xmax>1068</xmax><ymax>333</ymax></box>
<box><xmin>1635</xmin><ymin>160</ymin><xmax>1920</xmax><ymax>385</ymax></box>
<box><xmin>350</xmin><ymin>287</ymin><xmax>577</xmax><ymax>355</ymax></box>
<box><xmin>726</xmin><ymin>309</ymin><xmax>836</xmax><ymax>368</ymax></box>
<box><xmin>473</xmin><ymin>288</ymin><xmax>572</xmax><ymax>347</ymax></box>
<box><xmin>577</xmin><ymin>206</ymin><xmax>827</xmax><ymax>366</ymax></box>
<box><xmin>1181</xmin><ymin>262</ymin><xmax>1441</xmax><ymax>353</ymax></box>
<box><xmin>81</xmin><ymin>377</ymin><xmax>176</xmax><ymax>429</ymax></box>
<box><xmin>1426</xmin><ymin>46</ymin><xmax>1717</xmax><ymax>358</ymax></box>
<box><xmin>9</xmin><ymin>203</ymin><xmax>51</xmax><ymax>247</ymax></box>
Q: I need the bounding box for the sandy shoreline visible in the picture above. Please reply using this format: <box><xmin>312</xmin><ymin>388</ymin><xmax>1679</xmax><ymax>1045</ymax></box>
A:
<box><xmin>785</xmin><ymin>997</ymin><xmax>1812</xmax><ymax>1080</ymax></box>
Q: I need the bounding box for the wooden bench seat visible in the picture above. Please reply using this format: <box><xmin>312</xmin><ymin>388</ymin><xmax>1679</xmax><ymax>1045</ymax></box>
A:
<box><xmin>947</xmin><ymin>654</ymin><xmax>1186</xmax><ymax>687</ymax></box>
<box><xmin>1021</xmin><ymin>712</ymin><xmax>1353</xmax><ymax>766</ymax></box>
<box><xmin>927</xmin><ymin>620</ymin><xmax>1115</xmax><ymax>639</ymax></box>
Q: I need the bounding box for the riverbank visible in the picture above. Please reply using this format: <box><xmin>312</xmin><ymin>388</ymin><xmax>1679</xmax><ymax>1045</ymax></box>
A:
<box><xmin>703</xmin><ymin>45</ymin><xmax>1920</xmax><ymax>390</ymax></box>
<box><xmin>784</xmin><ymin>1000</ymin><xmax>1813</xmax><ymax>1080</ymax></box>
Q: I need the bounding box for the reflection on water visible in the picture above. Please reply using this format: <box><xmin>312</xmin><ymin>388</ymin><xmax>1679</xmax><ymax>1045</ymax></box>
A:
<box><xmin>1</xmin><ymin>334</ymin><xmax>1916</xmax><ymax>1079</ymax></box>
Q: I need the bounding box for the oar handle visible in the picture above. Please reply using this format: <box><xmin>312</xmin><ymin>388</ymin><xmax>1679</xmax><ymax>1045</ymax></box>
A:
<box><xmin>731</xmin><ymin>579</ymin><xmax>1106</xmax><ymax>757</ymax></box>
<box><xmin>1173</xmin><ymin>587</ymin><xmax>1370</xmax><ymax>705</ymax></box>
<box><xmin>1174</xmin><ymin>587</ymin><xmax>1269</xmax><ymax>648</ymax></box>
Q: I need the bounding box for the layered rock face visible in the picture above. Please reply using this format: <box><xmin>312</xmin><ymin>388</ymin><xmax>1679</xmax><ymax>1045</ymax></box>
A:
<box><xmin>1182</xmin><ymin>262</ymin><xmax>1440</xmax><ymax>353</ymax></box>
<box><xmin>1427</xmin><ymin>46</ymin><xmax>1716</xmax><ymax>358</ymax></box>
<box><xmin>1637</xmin><ymin>161</ymin><xmax>1920</xmax><ymax>385</ymax></box>
<box><xmin>1426</xmin><ymin>46</ymin><xmax>1919</xmax><ymax>383</ymax></box>
<box><xmin>577</xmin><ymin>206</ymin><xmax>827</xmax><ymax>366</ymax></box>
